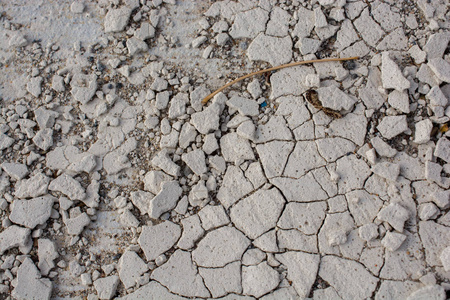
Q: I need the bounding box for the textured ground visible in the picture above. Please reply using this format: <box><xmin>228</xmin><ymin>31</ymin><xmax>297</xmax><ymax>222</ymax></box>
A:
<box><xmin>0</xmin><ymin>0</ymin><xmax>449</xmax><ymax>299</ymax></box>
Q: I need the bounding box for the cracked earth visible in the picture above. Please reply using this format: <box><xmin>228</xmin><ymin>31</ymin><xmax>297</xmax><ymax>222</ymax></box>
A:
<box><xmin>0</xmin><ymin>0</ymin><xmax>449</xmax><ymax>299</ymax></box>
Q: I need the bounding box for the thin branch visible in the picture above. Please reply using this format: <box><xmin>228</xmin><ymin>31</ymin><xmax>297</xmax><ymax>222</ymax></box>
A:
<box><xmin>201</xmin><ymin>56</ymin><xmax>360</xmax><ymax>105</ymax></box>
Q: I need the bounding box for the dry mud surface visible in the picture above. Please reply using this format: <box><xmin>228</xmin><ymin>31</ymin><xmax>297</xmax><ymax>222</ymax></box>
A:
<box><xmin>0</xmin><ymin>0</ymin><xmax>449</xmax><ymax>299</ymax></box>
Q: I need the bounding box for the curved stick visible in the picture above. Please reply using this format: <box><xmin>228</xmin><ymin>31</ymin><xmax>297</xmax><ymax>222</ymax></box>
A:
<box><xmin>202</xmin><ymin>56</ymin><xmax>359</xmax><ymax>105</ymax></box>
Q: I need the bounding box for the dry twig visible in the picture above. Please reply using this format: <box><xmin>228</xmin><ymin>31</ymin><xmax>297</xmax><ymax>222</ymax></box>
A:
<box><xmin>201</xmin><ymin>56</ymin><xmax>359</xmax><ymax>105</ymax></box>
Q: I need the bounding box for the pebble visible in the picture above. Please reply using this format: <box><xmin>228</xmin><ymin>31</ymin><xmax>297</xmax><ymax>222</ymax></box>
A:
<box><xmin>70</xmin><ymin>2</ymin><xmax>85</xmax><ymax>14</ymax></box>
<box><xmin>381</xmin><ymin>231</ymin><xmax>407</xmax><ymax>251</ymax></box>
<box><xmin>94</xmin><ymin>275</ymin><xmax>120</xmax><ymax>300</ymax></box>
<box><xmin>10</xmin><ymin>196</ymin><xmax>54</xmax><ymax>228</ymax></box>
<box><xmin>104</xmin><ymin>7</ymin><xmax>132</xmax><ymax>33</ymax></box>
<box><xmin>381</xmin><ymin>52</ymin><xmax>411</xmax><ymax>91</ymax></box>
<box><xmin>149</xmin><ymin>181</ymin><xmax>182</xmax><ymax>219</ymax></box>
<box><xmin>12</xmin><ymin>258</ymin><xmax>52</xmax><ymax>300</ymax></box>
<box><xmin>377</xmin><ymin>115</ymin><xmax>408</xmax><ymax>139</ymax></box>
<box><xmin>0</xmin><ymin>225</ymin><xmax>31</xmax><ymax>255</ymax></box>
<box><xmin>377</xmin><ymin>203</ymin><xmax>409</xmax><ymax>232</ymax></box>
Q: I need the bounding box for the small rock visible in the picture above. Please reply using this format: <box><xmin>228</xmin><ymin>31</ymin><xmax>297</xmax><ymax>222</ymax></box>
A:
<box><xmin>381</xmin><ymin>52</ymin><xmax>410</xmax><ymax>91</ymax></box>
<box><xmin>188</xmin><ymin>180</ymin><xmax>209</xmax><ymax>206</ymax></box>
<box><xmin>2</xmin><ymin>162</ymin><xmax>28</xmax><ymax>180</ymax></box>
<box><xmin>155</xmin><ymin>91</ymin><xmax>170</xmax><ymax>110</ymax></box>
<box><xmin>317</xmin><ymin>85</ymin><xmax>357</xmax><ymax>111</ymax></box>
<box><xmin>149</xmin><ymin>181</ymin><xmax>182</xmax><ymax>219</ymax></box>
<box><xmin>388</xmin><ymin>90</ymin><xmax>410</xmax><ymax>113</ymax></box>
<box><xmin>70</xmin><ymin>1</ymin><xmax>85</xmax><ymax>14</ymax></box>
<box><xmin>10</xmin><ymin>196</ymin><xmax>54</xmax><ymax>228</ymax></box>
<box><xmin>426</xmin><ymin>86</ymin><xmax>448</xmax><ymax>117</ymax></box>
<box><xmin>27</xmin><ymin>76</ymin><xmax>43</xmax><ymax>97</ymax></box>
<box><xmin>94</xmin><ymin>275</ymin><xmax>120</xmax><ymax>300</ymax></box>
<box><xmin>49</xmin><ymin>173</ymin><xmax>86</xmax><ymax>201</ymax></box>
<box><xmin>358</xmin><ymin>223</ymin><xmax>379</xmax><ymax>242</ymax></box>
<box><xmin>38</xmin><ymin>239</ymin><xmax>59</xmax><ymax>276</ymax></box>
<box><xmin>126</xmin><ymin>38</ymin><xmax>148</xmax><ymax>56</ymax></box>
<box><xmin>182</xmin><ymin>149</ymin><xmax>207</xmax><ymax>175</ymax></box>
<box><xmin>134</xmin><ymin>23</ymin><xmax>155</xmax><ymax>40</ymax></box>
<box><xmin>418</xmin><ymin>202</ymin><xmax>439</xmax><ymax>221</ymax></box>
<box><xmin>430</xmin><ymin>190</ymin><xmax>450</xmax><ymax>209</ymax></box>
<box><xmin>190</xmin><ymin>102</ymin><xmax>222</xmax><ymax>134</ymax></box>
<box><xmin>440</xmin><ymin>247</ymin><xmax>450</xmax><ymax>272</ymax></box>
<box><xmin>414</xmin><ymin>119</ymin><xmax>433</xmax><ymax>144</ymax></box>
<box><xmin>151</xmin><ymin>150</ymin><xmax>180</xmax><ymax>177</ymax></box>
<box><xmin>236</xmin><ymin>121</ymin><xmax>256</xmax><ymax>140</ymax></box>
<box><xmin>434</xmin><ymin>137</ymin><xmax>450</xmax><ymax>163</ymax></box>
<box><xmin>220</xmin><ymin>132</ymin><xmax>255</xmax><ymax>164</ymax></box>
<box><xmin>408</xmin><ymin>45</ymin><xmax>426</xmax><ymax>64</ymax></box>
<box><xmin>33</xmin><ymin>129</ymin><xmax>54</xmax><ymax>151</ymax></box>
<box><xmin>191</xmin><ymin>36</ymin><xmax>207</xmax><ymax>48</ymax></box>
<box><xmin>64</xmin><ymin>212</ymin><xmax>90</xmax><ymax>235</ymax></box>
<box><xmin>377</xmin><ymin>115</ymin><xmax>408</xmax><ymax>139</ymax></box>
<box><xmin>381</xmin><ymin>231</ymin><xmax>407</xmax><ymax>251</ymax></box>
<box><xmin>423</xmin><ymin>32</ymin><xmax>450</xmax><ymax>60</ymax></box>
<box><xmin>226</xmin><ymin>96</ymin><xmax>259</xmax><ymax>117</ymax></box>
<box><xmin>377</xmin><ymin>203</ymin><xmax>409</xmax><ymax>232</ymax></box>
<box><xmin>190</xmin><ymin>85</ymin><xmax>212</xmax><ymax>112</ymax></box>
<box><xmin>104</xmin><ymin>7</ymin><xmax>132</xmax><ymax>33</ymax></box>
<box><xmin>0</xmin><ymin>133</ymin><xmax>14</xmax><ymax>150</ymax></box>
<box><xmin>12</xmin><ymin>258</ymin><xmax>52</xmax><ymax>300</ymax></box>
<box><xmin>150</xmin><ymin>76</ymin><xmax>168</xmax><ymax>92</ymax></box>
<box><xmin>425</xmin><ymin>161</ymin><xmax>443</xmax><ymax>185</ymax></box>
<box><xmin>215</xmin><ymin>33</ymin><xmax>230</xmax><ymax>46</ymax></box>
<box><xmin>247</xmin><ymin>79</ymin><xmax>262</xmax><ymax>99</ymax></box>
<box><xmin>428</xmin><ymin>58</ymin><xmax>450</xmax><ymax>83</ymax></box>
<box><xmin>202</xmin><ymin>133</ymin><xmax>219</xmax><ymax>155</ymax></box>
<box><xmin>0</xmin><ymin>225</ymin><xmax>31</xmax><ymax>255</ymax></box>
<box><xmin>296</xmin><ymin>37</ymin><xmax>321</xmax><ymax>55</ymax></box>
<box><xmin>314</xmin><ymin>7</ymin><xmax>328</xmax><ymax>28</ymax></box>
<box><xmin>371</xmin><ymin>162</ymin><xmax>400</xmax><ymax>182</ymax></box>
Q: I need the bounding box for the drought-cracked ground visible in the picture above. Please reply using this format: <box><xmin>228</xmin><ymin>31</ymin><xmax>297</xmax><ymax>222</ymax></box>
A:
<box><xmin>0</xmin><ymin>0</ymin><xmax>449</xmax><ymax>299</ymax></box>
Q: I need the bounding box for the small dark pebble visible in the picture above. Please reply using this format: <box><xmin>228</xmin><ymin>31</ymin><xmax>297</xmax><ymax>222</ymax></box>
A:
<box><xmin>116</xmin><ymin>82</ymin><xmax>123</xmax><ymax>89</ymax></box>
<box><xmin>343</xmin><ymin>60</ymin><xmax>356</xmax><ymax>70</ymax></box>
<box><xmin>97</xmin><ymin>63</ymin><xmax>106</xmax><ymax>72</ymax></box>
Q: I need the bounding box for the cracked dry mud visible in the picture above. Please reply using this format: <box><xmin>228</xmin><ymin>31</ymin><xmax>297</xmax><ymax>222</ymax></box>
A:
<box><xmin>0</xmin><ymin>0</ymin><xmax>449</xmax><ymax>299</ymax></box>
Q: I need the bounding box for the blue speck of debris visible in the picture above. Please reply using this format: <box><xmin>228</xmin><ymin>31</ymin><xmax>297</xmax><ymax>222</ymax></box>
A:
<box><xmin>260</xmin><ymin>101</ymin><xmax>267</xmax><ymax>108</ymax></box>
